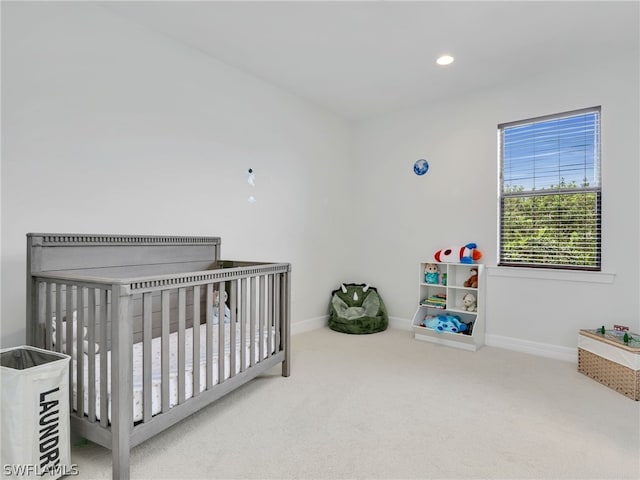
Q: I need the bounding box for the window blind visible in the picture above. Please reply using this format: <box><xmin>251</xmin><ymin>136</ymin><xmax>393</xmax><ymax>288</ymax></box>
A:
<box><xmin>499</xmin><ymin>107</ymin><xmax>601</xmax><ymax>270</ymax></box>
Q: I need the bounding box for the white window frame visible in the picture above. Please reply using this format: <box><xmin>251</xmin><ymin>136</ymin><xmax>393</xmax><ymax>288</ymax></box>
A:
<box><xmin>498</xmin><ymin>106</ymin><xmax>602</xmax><ymax>271</ymax></box>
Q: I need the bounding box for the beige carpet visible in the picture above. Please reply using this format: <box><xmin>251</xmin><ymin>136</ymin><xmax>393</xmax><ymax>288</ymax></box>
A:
<box><xmin>71</xmin><ymin>327</ymin><xmax>640</xmax><ymax>479</ymax></box>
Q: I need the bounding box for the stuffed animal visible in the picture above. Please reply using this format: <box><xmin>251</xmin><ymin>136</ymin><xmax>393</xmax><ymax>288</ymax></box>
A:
<box><xmin>422</xmin><ymin>314</ymin><xmax>467</xmax><ymax>334</ymax></box>
<box><xmin>213</xmin><ymin>289</ymin><xmax>228</xmax><ymax>306</ymax></box>
<box><xmin>51</xmin><ymin>313</ymin><xmax>100</xmax><ymax>355</ymax></box>
<box><xmin>434</xmin><ymin>243</ymin><xmax>482</xmax><ymax>264</ymax></box>
<box><xmin>424</xmin><ymin>263</ymin><xmax>441</xmax><ymax>284</ymax></box>
<box><xmin>463</xmin><ymin>268</ymin><xmax>479</xmax><ymax>288</ymax></box>
<box><xmin>213</xmin><ymin>289</ymin><xmax>231</xmax><ymax>324</ymax></box>
<box><xmin>462</xmin><ymin>293</ymin><xmax>477</xmax><ymax>312</ymax></box>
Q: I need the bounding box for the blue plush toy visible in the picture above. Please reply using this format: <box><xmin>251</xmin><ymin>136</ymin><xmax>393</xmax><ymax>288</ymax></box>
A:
<box><xmin>422</xmin><ymin>314</ymin><xmax>467</xmax><ymax>334</ymax></box>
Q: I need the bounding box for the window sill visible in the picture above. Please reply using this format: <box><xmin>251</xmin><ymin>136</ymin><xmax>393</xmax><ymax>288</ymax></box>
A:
<box><xmin>487</xmin><ymin>266</ymin><xmax>615</xmax><ymax>284</ymax></box>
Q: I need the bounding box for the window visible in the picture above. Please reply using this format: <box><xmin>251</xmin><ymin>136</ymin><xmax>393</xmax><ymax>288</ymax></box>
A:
<box><xmin>498</xmin><ymin>107</ymin><xmax>601</xmax><ymax>271</ymax></box>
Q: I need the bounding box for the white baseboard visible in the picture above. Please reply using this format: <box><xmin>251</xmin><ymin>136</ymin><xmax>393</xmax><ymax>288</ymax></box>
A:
<box><xmin>384</xmin><ymin>317</ymin><xmax>577</xmax><ymax>362</ymax></box>
<box><xmin>390</xmin><ymin>316</ymin><xmax>576</xmax><ymax>362</ymax></box>
<box><xmin>389</xmin><ymin>316</ymin><xmax>412</xmax><ymax>331</ymax></box>
<box><xmin>292</xmin><ymin>316</ymin><xmax>327</xmax><ymax>335</ymax></box>
<box><xmin>485</xmin><ymin>334</ymin><xmax>577</xmax><ymax>363</ymax></box>
<box><xmin>291</xmin><ymin>316</ymin><xmax>576</xmax><ymax>363</ymax></box>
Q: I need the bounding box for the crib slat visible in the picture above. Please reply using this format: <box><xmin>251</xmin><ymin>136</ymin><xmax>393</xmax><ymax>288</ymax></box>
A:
<box><xmin>192</xmin><ymin>285</ymin><xmax>200</xmax><ymax>397</ymax></box>
<box><xmin>66</xmin><ymin>285</ymin><xmax>74</xmax><ymax>409</ymax></box>
<box><xmin>178</xmin><ymin>288</ymin><xmax>186</xmax><ymax>404</ymax></box>
<box><xmin>66</xmin><ymin>285</ymin><xmax>74</xmax><ymax>355</ymax></box>
<box><xmin>45</xmin><ymin>282</ymin><xmax>53</xmax><ymax>350</ymax></box>
<box><xmin>218</xmin><ymin>281</ymin><xmax>226</xmax><ymax>385</ymax></box>
<box><xmin>99</xmin><ymin>289</ymin><xmax>109</xmax><ymax>427</ymax></box>
<box><xmin>143</xmin><ymin>292</ymin><xmax>152</xmax><ymax>422</ymax></box>
<box><xmin>240</xmin><ymin>278</ymin><xmax>247</xmax><ymax>373</ymax></box>
<box><xmin>87</xmin><ymin>289</ymin><xmax>97</xmax><ymax>422</ymax></box>
<box><xmin>161</xmin><ymin>290</ymin><xmax>170</xmax><ymax>413</ymax></box>
<box><xmin>229</xmin><ymin>280</ymin><xmax>237</xmax><ymax>378</ymax></box>
<box><xmin>259</xmin><ymin>276</ymin><xmax>265</xmax><ymax>362</ymax></box>
<box><xmin>267</xmin><ymin>274</ymin><xmax>273</xmax><ymax>358</ymax></box>
<box><xmin>275</xmin><ymin>274</ymin><xmax>281</xmax><ymax>354</ymax></box>
<box><xmin>282</xmin><ymin>272</ymin><xmax>291</xmax><ymax>377</ymax></box>
<box><xmin>250</xmin><ymin>277</ymin><xmax>256</xmax><ymax>368</ymax></box>
<box><xmin>76</xmin><ymin>288</ymin><xmax>85</xmax><ymax>419</ymax></box>
<box><xmin>206</xmin><ymin>283</ymin><xmax>213</xmax><ymax>389</ymax></box>
<box><xmin>55</xmin><ymin>285</ymin><xmax>63</xmax><ymax>353</ymax></box>
<box><xmin>36</xmin><ymin>282</ymin><xmax>46</xmax><ymax>348</ymax></box>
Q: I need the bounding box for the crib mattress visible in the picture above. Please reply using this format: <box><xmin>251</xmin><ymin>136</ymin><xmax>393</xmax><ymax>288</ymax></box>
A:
<box><xmin>71</xmin><ymin>322</ymin><xmax>275</xmax><ymax>422</ymax></box>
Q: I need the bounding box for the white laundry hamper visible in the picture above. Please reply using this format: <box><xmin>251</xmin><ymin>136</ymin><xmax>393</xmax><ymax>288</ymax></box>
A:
<box><xmin>1</xmin><ymin>346</ymin><xmax>71</xmax><ymax>479</ymax></box>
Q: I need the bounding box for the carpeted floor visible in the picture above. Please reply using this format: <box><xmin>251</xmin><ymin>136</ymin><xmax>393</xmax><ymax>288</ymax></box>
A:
<box><xmin>71</xmin><ymin>327</ymin><xmax>640</xmax><ymax>479</ymax></box>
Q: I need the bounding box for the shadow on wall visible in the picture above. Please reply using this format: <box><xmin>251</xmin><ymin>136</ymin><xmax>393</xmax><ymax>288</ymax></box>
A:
<box><xmin>1</xmin><ymin>256</ymin><xmax>28</xmax><ymax>348</ymax></box>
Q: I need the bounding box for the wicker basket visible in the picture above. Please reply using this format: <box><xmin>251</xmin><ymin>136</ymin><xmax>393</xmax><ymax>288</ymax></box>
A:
<box><xmin>578</xmin><ymin>347</ymin><xmax>640</xmax><ymax>401</ymax></box>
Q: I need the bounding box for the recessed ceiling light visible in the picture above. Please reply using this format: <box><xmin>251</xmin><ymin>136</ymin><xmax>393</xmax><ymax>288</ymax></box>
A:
<box><xmin>436</xmin><ymin>55</ymin><xmax>454</xmax><ymax>66</ymax></box>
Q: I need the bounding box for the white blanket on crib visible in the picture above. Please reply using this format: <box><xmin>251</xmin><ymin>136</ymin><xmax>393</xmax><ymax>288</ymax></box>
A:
<box><xmin>71</xmin><ymin>321</ymin><xmax>274</xmax><ymax>423</ymax></box>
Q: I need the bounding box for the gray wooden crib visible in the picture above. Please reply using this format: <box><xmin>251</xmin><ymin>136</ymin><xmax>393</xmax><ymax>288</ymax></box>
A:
<box><xmin>26</xmin><ymin>233</ymin><xmax>291</xmax><ymax>479</ymax></box>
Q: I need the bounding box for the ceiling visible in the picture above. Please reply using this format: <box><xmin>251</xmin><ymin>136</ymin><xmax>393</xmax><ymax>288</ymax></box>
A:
<box><xmin>100</xmin><ymin>1</ymin><xmax>639</xmax><ymax>121</ymax></box>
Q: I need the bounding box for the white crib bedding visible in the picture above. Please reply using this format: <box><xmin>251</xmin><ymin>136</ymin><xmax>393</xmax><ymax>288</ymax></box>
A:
<box><xmin>70</xmin><ymin>321</ymin><xmax>275</xmax><ymax>423</ymax></box>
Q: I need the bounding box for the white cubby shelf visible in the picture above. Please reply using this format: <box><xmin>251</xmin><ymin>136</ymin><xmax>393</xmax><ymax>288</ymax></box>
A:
<box><xmin>411</xmin><ymin>262</ymin><xmax>485</xmax><ymax>351</ymax></box>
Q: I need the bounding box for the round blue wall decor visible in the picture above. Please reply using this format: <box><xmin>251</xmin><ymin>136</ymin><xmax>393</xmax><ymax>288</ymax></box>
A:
<box><xmin>413</xmin><ymin>159</ymin><xmax>429</xmax><ymax>176</ymax></box>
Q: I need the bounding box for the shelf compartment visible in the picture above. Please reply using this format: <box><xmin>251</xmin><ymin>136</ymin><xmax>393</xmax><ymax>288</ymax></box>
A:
<box><xmin>412</xmin><ymin>304</ymin><xmax>475</xmax><ymax>332</ymax></box>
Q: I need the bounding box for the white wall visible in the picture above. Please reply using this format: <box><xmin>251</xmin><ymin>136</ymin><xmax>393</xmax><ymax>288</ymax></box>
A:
<box><xmin>3</xmin><ymin>3</ymin><xmax>639</xmax><ymax>358</ymax></box>
<box><xmin>351</xmin><ymin>51</ymin><xmax>640</xmax><ymax>356</ymax></box>
<box><xmin>1</xmin><ymin>3</ymin><xmax>352</xmax><ymax>346</ymax></box>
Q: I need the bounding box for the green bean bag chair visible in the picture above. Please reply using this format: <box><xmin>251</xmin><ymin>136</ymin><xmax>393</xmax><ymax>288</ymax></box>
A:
<box><xmin>329</xmin><ymin>283</ymin><xmax>388</xmax><ymax>334</ymax></box>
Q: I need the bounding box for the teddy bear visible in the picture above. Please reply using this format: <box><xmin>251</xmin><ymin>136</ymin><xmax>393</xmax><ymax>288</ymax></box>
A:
<box><xmin>424</xmin><ymin>263</ymin><xmax>441</xmax><ymax>284</ymax></box>
<box><xmin>463</xmin><ymin>267</ymin><xmax>478</xmax><ymax>288</ymax></box>
<box><xmin>462</xmin><ymin>293</ymin><xmax>477</xmax><ymax>312</ymax></box>
<box><xmin>213</xmin><ymin>289</ymin><xmax>231</xmax><ymax>324</ymax></box>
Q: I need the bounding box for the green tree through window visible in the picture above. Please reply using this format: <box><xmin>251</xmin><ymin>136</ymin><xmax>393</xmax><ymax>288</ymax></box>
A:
<box><xmin>499</xmin><ymin>107</ymin><xmax>601</xmax><ymax>270</ymax></box>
